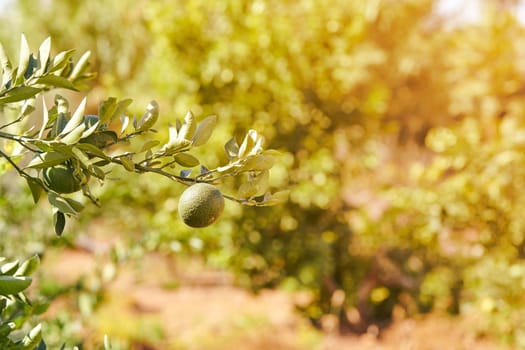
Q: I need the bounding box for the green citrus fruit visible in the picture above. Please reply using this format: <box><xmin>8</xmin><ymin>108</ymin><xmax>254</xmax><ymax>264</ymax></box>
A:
<box><xmin>178</xmin><ymin>183</ymin><xmax>225</xmax><ymax>228</ymax></box>
<box><xmin>42</xmin><ymin>164</ymin><xmax>83</xmax><ymax>194</ymax></box>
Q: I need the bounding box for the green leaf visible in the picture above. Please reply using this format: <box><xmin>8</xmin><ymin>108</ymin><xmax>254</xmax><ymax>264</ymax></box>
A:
<box><xmin>37</xmin><ymin>37</ymin><xmax>51</xmax><ymax>75</ymax></box>
<box><xmin>82</xmin><ymin>130</ymin><xmax>118</xmax><ymax>148</ymax></box>
<box><xmin>168</xmin><ymin>123</ymin><xmax>178</xmax><ymax>144</ymax></box>
<box><xmin>64</xmin><ymin>197</ymin><xmax>84</xmax><ymax>213</ymax></box>
<box><xmin>0</xmin><ymin>276</ymin><xmax>32</xmax><ymax>296</ymax></box>
<box><xmin>0</xmin><ymin>42</ymin><xmax>13</xmax><ymax>85</ymax></box>
<box><xmin>35</xmin><ymin>75</ymin><xmax>77</xmax><ymax>90</ymax></box>
<box><xmin>26</xmin><ymin>152</ymin><xmax>71</xmax><ymax>169</ymax></box>
<box><xmin>136</xmin><ymin>100</ymin><xmax>159</xmax><ymax>131</ymax></box>
<box><xmin>34</xmin><ymin>141</ymin><xmax>54</xmax><ymax>152</ymax></box>
<box><xmin>69</xmin><ymin>50</ymin><xmax>91</xmax><ymax>79</ymax></box>
<box><xmin>19</xmin><ymin>97</ymin><xmax>36</xmax><ymax>119</ymax></box>
<box><xmin>119</xmin><ymin>156</ymin><xmax>135</xmax><ymax>172</ymax></box>
<box><xmin>15</xmin><ymin>255</ymin><xmax>40</xmax><ymax>276</ymax></box>
<box><xmin>48</xmin><ymin>192</ymin><xmax>78</xmax><ymax>216</ymax></box>
<box><xmin>0</xmin><ymin>320</ymin><xmax>14</xmax><ymax>339</ymax></box>
<box><xmin>61</xmin><ymin>97</ymin><xmax>86</xmax><ymax>135</ymax></box>
<box><xmin>75</xmin><ymin>143</ymin><xmax>110</xmax><ymax>160</ymax></box>
<box><xmin>238</xmin><ymin>129</ymin><xmax>262</xmax><ymax>158</ymax></box>
<box><xmin>98</xmin><ymin>97</ymin><xmax>117</xmax><ymax>124</ymax></box>
<box><xmin>0</xmin><ymin>260</ymin><xmax>19</xmax><ymax>275</ymax></box>
<box><xmin>110</xmin><ymin>98</ymin><xmax>133</xmax><ymax>123</ymax></box>
<box><xmin>140</xmin><ymin>140</ymin><xmax>160</xmax><ymax>153</ymax></box>
<box><xmin>224</xmin><ymin>137</ymin><xmax>239</xmax><ymax>160</ymax></box>
<box><xmin>238</xmin><ymin>170</ymin><xmax>269</xmax><ymax>199</ymax></box>
<box><xmin>120</xmin><ymin>115</ymin><xmax>130</xmax><ymax>134</ymax></box>
<box><xmin>177</xmin><ymin>110</ymin><xmax>196</xmax><ymax>141</ymax></box>
<box><xmin>24</xmin><ymin>54</ymin><xmax>39</xmax><ymax>80</ymax></box>
<box><xmin>72</xmin><ymin>72</ymin><xmax>97</xmax><ymax>89</ymax></box>
<box><xmin>48</xmin><ymin>112</ymin><xmax>68</xmax><ymax>138</ymax></box>
<box><xmin>25</xmin><ymin>177</ymin><xmax>43</xmax><ymax>203</ymax></box>
<box><xmin>16</xmin><ymin>34</ymin><xmax>31</xmax><ymax>83</ymax></box>
<box><xmin>90</xmin><ymin>164</ymin><xmax>107</xmax><ymax>180</ymax></box>
<box><xmin>242</xmin><ymin>153</ymin><xmax>275</xmax><ymax>171</ymax></box>
<box><xmin>174</xmin><ymin>153</ymin><xmax>200</xmax><ymax>167</ymax></box>
<box><xmin>0</xmin><ymin>86</ymin><xmax>41</xmax><ymax>104</ymax></box>
<box><xmin>53</xmin><ymin>211</ymin><xmax>66</xmax><ymax>236</ymax></box>
<box><xmin>71</xmin><ymin>146</ymin><xmax>91</xmax><ymax>168</ymax></box>
<box><xmin>261</xmin><ymin>190</ymin><xmax>290</xmax><ymax>206</ymax></box>
<box><xmin>58</xmin><ymin>123</ymin><xmax>86</xmax><ymax>145</ymax></box>
<box><xmin>192</xmin><ymin>115</ymin><xmax>217</xmax><ymax>147</ymax></box>
<box><xmin>49</xmin><ymin>49</ymin><xmax>75</xmax><ymax>74</ymax></box>
<box><xmin>22</xmin><ymin>323</ymin><xmax>42</xmax><ymax>349</ymax></box>
<box><xmin>81</xmin><ymin>122</ymin><xmax>100</xmax><ymax>140</ymax></box>
<box><xmin>162</xmin><ymin>138</ymin><xmax>192</xmax><ymax>155</ymax></box>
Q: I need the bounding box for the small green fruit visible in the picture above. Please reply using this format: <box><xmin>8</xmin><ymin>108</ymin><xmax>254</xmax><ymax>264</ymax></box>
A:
<box><xmin>42</xmin><ymin>164</ymin><xmax>83</xmax><ymax>194</ymax></box>
<box><xmin>178</xmin><ymin>183</ymin><xmax>225</xmax><ymax>228</ymax></box>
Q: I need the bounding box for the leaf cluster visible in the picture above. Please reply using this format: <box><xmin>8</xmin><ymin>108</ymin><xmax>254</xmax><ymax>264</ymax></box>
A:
<box><xmin>0</xmin><ymin>255</ymin><xmax>43</xmax><ymax>350</ymax></box>
<box><xmin>0</xmin><ymin>36</ymin><xmax>286</xmax><ymax>235</ymax></box>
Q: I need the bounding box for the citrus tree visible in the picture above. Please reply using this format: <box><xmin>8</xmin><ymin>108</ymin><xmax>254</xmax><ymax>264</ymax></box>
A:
<box><xmin>5</xmin><ymin>0</ymin><xmax>525</xmax><ymax>348</ymax></box>
<box><xmin>0</xmin><ymin>35</ymin><xmax>285</xmax><ymax>348</ymax></box>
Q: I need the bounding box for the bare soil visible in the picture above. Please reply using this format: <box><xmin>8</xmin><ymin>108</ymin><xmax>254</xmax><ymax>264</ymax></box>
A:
<box><xmin>39</xmin><ymin>247</ymin><xmax>510</xmax><ymax>350</ymax></box>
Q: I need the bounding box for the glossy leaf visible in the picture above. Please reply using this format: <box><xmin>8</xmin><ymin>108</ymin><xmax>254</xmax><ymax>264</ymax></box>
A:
<box><xmin>174</xmin><ymin>153</ymin><xmax>200</xmax><ymax>167</ymax></box>
<box><xmin>137</xmin><ymin>100</ymin><xmax>159</xmax><ymax>131</ymax></box>
<box><xmin>238</xmin><ymin>170</ymin><xmax>269</xmax><ymax>199</ymax></box>
<box><xmin>22</xmin><ymin>323</ymin><xmax>42</xmax><ymax>349</ymax></box>
<box><xmin>64</xmin><ymin>197</ymin><xmax>84</xmax><ymax>213</ymax></box>
<box><xmin>82</xmin><ymin>130</ymin><xmax>118</xmax><ymax>148</ymax></box>
<box><xmin>69</xmin><ymin>50</ymin><xmax>91</xmax><ymax>79</ymax></box>
<box><xmin>110</xmin><ymin>98</ymin><xmax>133</xmax><ymax>123</ymax></box>
<box><xmin>140</xmin><ymin>140</ymin><xmax>160</xmax><ymax>153</ymax></box>
<box><xmin>37</xmin><ymin>36</ymin><xmax>51</xmax><ymax>75</ymax></box>
<box><xmin>98</xmin><ymin>97</ymin><xmax>117</xmax><ymax>124</ymax></box>
<box><xmin>53</xmin><ymin>210</ymin><xmax>66</xmax><ymax>236</ymax></box>
<box><xmin>15</xmin><ymin>34</ymin><xmax>31</xmax><ymax>83</ymax></box>
<box><xmin>58</xmin><ymin>123</ymin><xmax>86</xmax><ymax>144</ymax></box>
<box><xmin>35</xmin><ymin>75</ymin><xmax>76</xmax><ymax>90</ymax></box>
<box><xmin>25</xmin><ymin>177</ymin><xmax>43</xmax><ymax>203</ymax></box>
<box><xmin>15</xmin><ymin>255</ymin><xmax>40</xmax><ymax>277</ymax></box>
<box><xmin>0</xmin><ymin>276</ymin><xmax>32</xmax><ymax>296</ymax></box>
<box><xmin>119</xmin><ymin>156</ymin><xmax>135</xmax><ymax>172</ymax></box>
<box><xmin>75</xmin><ymin>143</ymin><xmax>110</xmax><ymax>160</ymax></box>
<box><xmin>0</xmin><ymin>86</ymin><xmax>41</xmax><ymax>104</ymax></box>
<box><xmin>61</xmin><ymin>97</ymin><xmax>86</xmax><ymax>135</ymax></box>
<box><xmin>26</xmin><ymin>152</ymin><xmax>71</xmax><ymax>169</ymax></box>
<box><xmin>0</xmin><ymin>42</ymin><xmax>12</xmax><ymax>85</ymax></box>
<box><xmin>0</xmin><ymin>260</ymin><xmax>19</xmax><ymax>275</ymax></box>
<box><xmin>48</xmin><ymin>192</ymin><xmax>78</xmax><ymax>216</ymax></box>
<box><xmin>177</xmin><ymin>110</ymin><xmax>196</xmax><ymax>141</ymax></box>
<box><xmin>224</xmin><ymin>137</ymin><xmax>239</xmax><ymax>160</ymax></box>
<box><xmin>192</xmin><ymin>115</ymin><xmax>217</xmax><ymax>147</ymax></box>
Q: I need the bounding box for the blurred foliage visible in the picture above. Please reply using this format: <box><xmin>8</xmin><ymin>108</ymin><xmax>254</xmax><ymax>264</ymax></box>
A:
<box><xmin>3</xmin><ymin>0</ymin><xmax>525</xmax><ymax>347</ymax></box>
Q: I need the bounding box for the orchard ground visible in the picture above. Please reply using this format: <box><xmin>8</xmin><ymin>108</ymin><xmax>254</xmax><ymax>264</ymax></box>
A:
<box><xmin>32</xmin><ymin>219</ymin><xmax>510</xmax><ymax>350</ymax></box>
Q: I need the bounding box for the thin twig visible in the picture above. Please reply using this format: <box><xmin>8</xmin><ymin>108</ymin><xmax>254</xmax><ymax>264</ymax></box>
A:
<box><xmin>0</xmin><ymin>149</ymin><xmax>31</xmax><ymax>178</ymax></box>
<box><xmin>0</xmin><ymin>116</ymin><xmax>24</xmax><ymax>131</ymax></box>
<box><xmin>0</xmin><ymin>130</ymin><xmax>41</xmax><ymax>152</ymax></box>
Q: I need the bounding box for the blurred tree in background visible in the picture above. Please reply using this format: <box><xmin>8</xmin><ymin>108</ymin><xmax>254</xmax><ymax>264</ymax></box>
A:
<box><xmin>3</xmin><ymin>0</ymin><xmax>525</xmax><ymax>347</ymax></box>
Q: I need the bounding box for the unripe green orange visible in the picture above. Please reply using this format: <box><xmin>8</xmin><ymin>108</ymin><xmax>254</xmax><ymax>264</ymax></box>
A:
<box><xmin>42</xmin><ymin>164</ymin><xmax>83</xmax><ymax>194</ymax></box>
<box><xmin>178</xmin><ymin>183</ymin><xmax>225</xmax><ymax>228</ymax></box>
